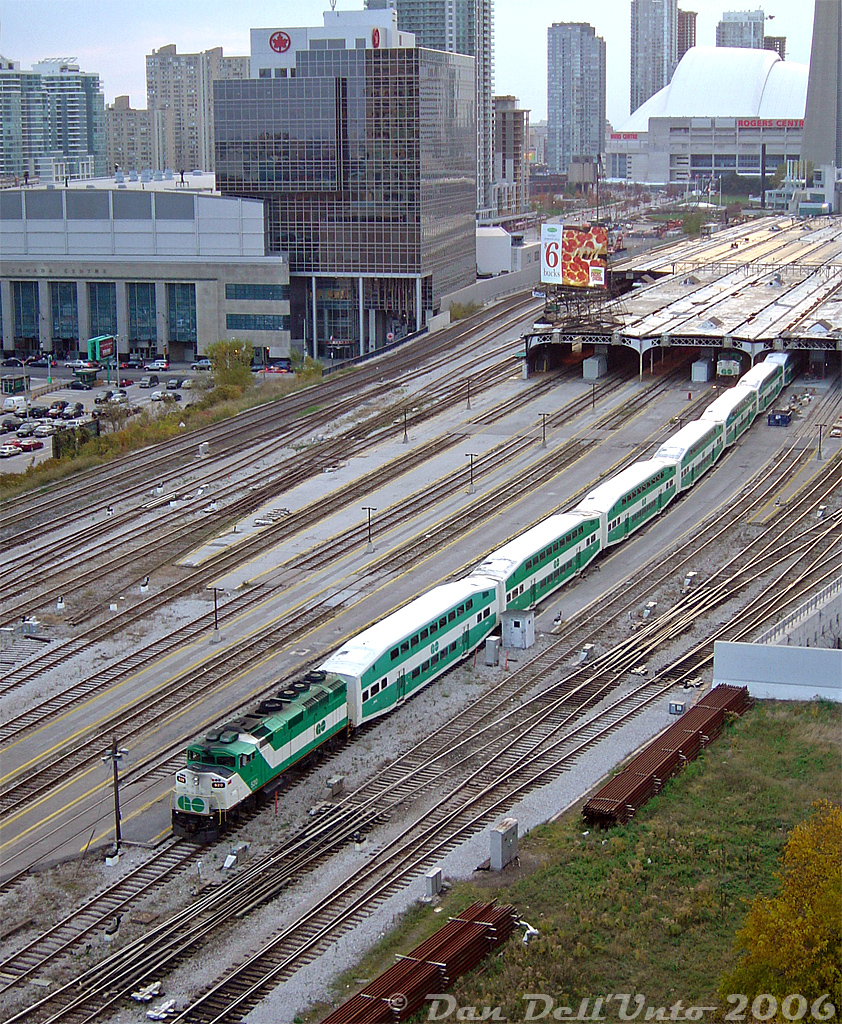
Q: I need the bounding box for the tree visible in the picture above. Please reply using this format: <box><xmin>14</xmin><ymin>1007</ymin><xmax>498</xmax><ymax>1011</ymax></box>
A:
<box><xmin>720</xmin><ymin>800</ymin><xmax>841</xmax><ymax>1010</ymax></box>
<box><xmin>205</xmin><ymin>339</ymin><xmax>254</xmax><ymax>390</ymax></box>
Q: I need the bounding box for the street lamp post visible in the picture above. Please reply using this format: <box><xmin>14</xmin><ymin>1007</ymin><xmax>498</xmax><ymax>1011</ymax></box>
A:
<box><xmin>362</xmin><ymin>506</ymin><xmax>376</xmax><ymax>552</ymax></box>
<box><xmin>466</xmin><ymin>452</ymin><xmax>477</xmax><ymax>494</ymax></box>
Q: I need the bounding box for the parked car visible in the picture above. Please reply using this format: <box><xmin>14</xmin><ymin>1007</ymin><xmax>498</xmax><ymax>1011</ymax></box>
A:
<box><xmin>3</xmin><ymin>396</ymin><xmax>29</xmax><ymax>415</ymax></box>
<box><xmin>0</xmin><ymin>443</ymin><xmax>21</xmax><ymax>457</ymax></box>
<box><xmin>0</xmin><ymin>417</ymin><xmax>22</xmax><ymax>433</ymax></box>
<box><xmin>94</xmin><ymin>390</ymin><xmax>114</xmax><ymax>404</ymax></box>
<box><xmin>34</xmin><ymin>422</ymin><xmax>57</xmax><ymax>436</ymax></box>
<box><xmin>191</xmin><ymin>358</ymin><xmax>212</xmax><ymax>371</ymax></box>
<box><xmin>118</xmin><ymin>378</ymin><xmax>134</xmax><ymax>388</ymax></box>
<box><xmin>166</xmin><ymin>379</ymin><xmax>181</xmax><ymax>390</ymax></box>
<box><xmin>1</xmin><ymin>356</ymin><xmax>24</xmax><ymax>367</ymax></box>
<box><xmin>254</xmin><ymin>359</ymin><xmax>293</xmax><ymax>374</ymax></box>
<box><xmin>138</xmin><ymin>375</ymin><xmax>159</xmax><ymax>388</ymax></box>
<box><xmin>49</xmin><ymin>400</ymin><xmax>69</xmax><ymax>418</ymax></box>
<box><xmin>180</xmin><ymin>378</ymin><xmax>193</xmax><ymax>390</ymax></box>
<box><xmin>28</xmin><ymin>405</ymin><xmax>50</xmax><ymax>418</ymax></box>
<box><xmin>66</xmin><ymin>380</ymin><xmax>93</xmax><ymax>391</ymax></box>
<box><xmin>16</xmin><ymin>438</ymin><xmax>44</xmax><ymax>452</ymax></box>
<box><xmin>145</xmin><ymin>359</ymin><xmax>169</xmax><ymax>371</ymax></box>
<box><xmin>150</xmin><ymin>390</ymin><xmax>164</xmax><ymax>401</ymax></box>
<box><xmin>61</xmin><ymin>402</ymin><xmax>85</xmax><ymax>420</ymax></box>
<box><xmin>15</xmin><ymin>423</ymin><xmax>37</xmax><ymax>438</ymax></box>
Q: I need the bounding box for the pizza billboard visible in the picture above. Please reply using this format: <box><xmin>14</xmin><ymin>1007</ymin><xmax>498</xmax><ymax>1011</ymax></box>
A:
<box><xmin>561</xmin><ymin>224</ymin><xmax>608</xmax><ymax>288</ymax></box>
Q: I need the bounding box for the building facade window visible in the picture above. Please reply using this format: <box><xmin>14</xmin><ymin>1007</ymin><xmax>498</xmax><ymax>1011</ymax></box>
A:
<box><xmin>226</xmin><ymin>313</ymin><xmax>290</xmax><ymax>331</ymax></box>
<box><xmin>225</xmin><ymin>283</ymin><xmax>289</xmax><ymax>301</ymax></box>
<box><xmin>88</xmin><ymin>281</ymin><xmax>117</xmax><ymax>338</ymax></box>
<box><xmin>12</xmin><ymin>281</ymin><xmax>39</xmax><ymax>350</ymax></box>
<box><xmin>49</xmin><ymin>281</ymin><xmax>79</xmax><ymax>349</ymax></box>
<box><xmin>166</xmin><ymin>282</ymin><xmax>197</xmax><ymax>344</ymax></box>
<box><xmin>127</xmin><ymin>282</ymin><xmax>157</xmax><ymax>344</ymax></box>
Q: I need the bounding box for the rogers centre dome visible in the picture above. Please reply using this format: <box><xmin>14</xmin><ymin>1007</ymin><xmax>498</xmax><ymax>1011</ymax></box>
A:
<box><xmin>607</xmin><ymin>47</ymin><xmax>809</xmax><ymax>185</ymax></box>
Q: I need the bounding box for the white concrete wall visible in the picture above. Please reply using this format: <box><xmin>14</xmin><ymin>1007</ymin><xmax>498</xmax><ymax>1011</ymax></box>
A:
<box><xmin>713</xmin><ymin>641</ymin><xmax>842</xmax><ymax>702</ymax></box>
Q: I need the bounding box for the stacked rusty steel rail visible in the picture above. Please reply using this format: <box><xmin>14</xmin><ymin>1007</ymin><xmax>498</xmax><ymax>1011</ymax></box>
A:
<box><xmin>319</xmin><ymin>901</ymin><xmax>518</xmax><ymax>1023</ymax></box>
<box><xmin>582</xmin><ymin>685</ymin><xmax>753</xmax><ymax>827</ymax></box>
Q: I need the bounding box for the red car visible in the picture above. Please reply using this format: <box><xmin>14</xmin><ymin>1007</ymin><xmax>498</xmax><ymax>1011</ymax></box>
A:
<box><xmin>118</xmin><ymin>378</ymin><xmax>134</xmax><ymax>388</ymax></box>
<box><xmin>16</xmin><ymin>438</ymin><xmax>44</xmax><ymax>452</ymax></box>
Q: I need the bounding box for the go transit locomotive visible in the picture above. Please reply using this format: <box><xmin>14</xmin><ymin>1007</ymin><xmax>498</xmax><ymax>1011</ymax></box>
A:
<box><xmin>172</xmin><ymin>352</ymin><xmax>794</xmax><ymax>840</ymax></box>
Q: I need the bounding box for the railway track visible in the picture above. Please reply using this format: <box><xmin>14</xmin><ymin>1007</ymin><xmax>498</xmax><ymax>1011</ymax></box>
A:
<box><xmin>0</xmin><ymin>295</ymin><xmax>540</xmax><ymax>546</ymax></box>
<box><xmin>8</xmin><ymin>483</ymin><xmax>838</xmax><ymax>1024</ymax></box>
<box><xmin>4</xmin><ymin>430</ymin><xmax>835</xmax><ymax>1015</ymax></box>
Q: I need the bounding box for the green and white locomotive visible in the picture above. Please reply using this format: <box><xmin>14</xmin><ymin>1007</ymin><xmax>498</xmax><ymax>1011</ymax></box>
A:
<box><xmin>172</xmin><ymin>671</ymin><xmax>348</xmax><ymax>841</ymax></box>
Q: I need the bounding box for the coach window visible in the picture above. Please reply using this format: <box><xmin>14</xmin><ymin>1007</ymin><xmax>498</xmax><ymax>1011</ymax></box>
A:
<box><xmin>429</xmin><ymin>621</ymin><xmax>437</xmax><ymax>635</ymax></box>
<box><xmin>440</xmin><ymin>616</ymin><xmax>448</xmax><ymax>628</ymax></box>
<box><xmin>390</xmin><ymin>647</ymin><xmax>399</xmax><ymax>660</ymax></box>
<box><xmin>401</xmin><ymin>640</ymin><xmax>409</xmax><ymax>654</ymax></box>
<box><xmin>411</xmin><ymin>634</ymin><xmax>419</xmax><ymax>648</ymax></box>
<box><xmin>412</xmin><ymin>667</ymin><xmax>421</xmax><ymax>679</ymax></box>
<box><xmin>420</xmin><ymin>627</ymin><xmax>429</xmax><ymax>640</ymax></box>
<box><xmin>422</xmin><ymin>660</ymin><xmax>430</xmax><ymax>672</ymax></box>
<box><xmin>448</xmin><ymin>610</ymin><xmax>456</xmax><ymax>622</ymax></box>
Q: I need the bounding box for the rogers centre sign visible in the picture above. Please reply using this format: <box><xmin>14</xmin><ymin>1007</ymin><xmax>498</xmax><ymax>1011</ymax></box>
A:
<box><xmin>737</xmin><ymin>118</ymin><xmax>804</xmax><ymax>128</ymax></box>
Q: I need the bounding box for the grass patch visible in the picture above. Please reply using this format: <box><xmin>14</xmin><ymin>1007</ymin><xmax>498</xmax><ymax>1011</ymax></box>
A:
<box><xmin>305</xmin><ymin>700</ymin><xmax>841</xmax><ymax>1022</ymax></box>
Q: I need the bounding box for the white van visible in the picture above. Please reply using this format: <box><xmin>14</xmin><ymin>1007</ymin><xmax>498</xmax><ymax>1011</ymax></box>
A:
<box><xmin>2</xmin><ymin>396</ymin><xmax>29</xmax><ymax>415</ymax></box>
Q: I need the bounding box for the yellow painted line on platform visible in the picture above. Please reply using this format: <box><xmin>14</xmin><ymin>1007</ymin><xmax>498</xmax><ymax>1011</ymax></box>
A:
<box><xmin>81</xmin><ymin>791</ymin><xmax>171</xmax><ymax>852</ymax></box>
<box><xmin>0</xmin><ymin>769</ymin><xmax>106</xmax><ymax>852</ymax></box>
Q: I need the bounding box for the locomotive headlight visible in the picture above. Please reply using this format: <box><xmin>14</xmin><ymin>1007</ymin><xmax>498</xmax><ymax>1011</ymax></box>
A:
<box><xmin>192</xmin><ymin>775</ymin><xmax>199</xmax><ymax>786</ymax></box>
<box><xmin>176</xmin><ymin>773</ymin><xmax>186</xmax><ymax>783</ymax></box>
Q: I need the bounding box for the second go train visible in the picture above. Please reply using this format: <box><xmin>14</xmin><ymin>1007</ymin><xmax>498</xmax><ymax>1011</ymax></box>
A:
<box><xmin>172</xmin><ymin>352</ymin><xmax>795</xmax><ymax>840</ymax></box>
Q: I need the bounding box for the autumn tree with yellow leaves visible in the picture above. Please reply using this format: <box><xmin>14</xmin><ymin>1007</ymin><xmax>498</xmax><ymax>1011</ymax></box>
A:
<box><xmin>720</xmin><ymin>800</ymin><xmax>841</xmax><ymax>1013</ymax></box>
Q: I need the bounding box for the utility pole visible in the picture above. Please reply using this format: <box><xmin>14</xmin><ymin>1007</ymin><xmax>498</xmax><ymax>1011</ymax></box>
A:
<box><xmin>102</xmin><ymin>738</ymin><xmax>128</xmax><ymax>854</ymax></box>
<box><xmin>362</xmin><ymin>506</ymin><xmax>376</xmax><ymax>552</ymax></box>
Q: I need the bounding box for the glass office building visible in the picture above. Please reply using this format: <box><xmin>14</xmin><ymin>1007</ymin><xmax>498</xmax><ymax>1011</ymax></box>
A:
<box><xmin>214</xmin><ymin>46</ymin><xmax>476</xmax><ymax>356</ymax></box>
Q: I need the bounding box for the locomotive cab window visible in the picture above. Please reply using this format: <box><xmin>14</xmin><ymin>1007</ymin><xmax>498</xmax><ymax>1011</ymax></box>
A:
<box><xmin>218</xmin><ymin>754</ymin><xmax>236</xmax><ymax>768</ymax></box>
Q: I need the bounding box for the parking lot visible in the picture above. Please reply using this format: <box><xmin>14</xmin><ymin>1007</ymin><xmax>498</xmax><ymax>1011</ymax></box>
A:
<box><xmin>0</xmin><ymin>365</ymin><xmax>203</xmax><ymax>473</ymax></box>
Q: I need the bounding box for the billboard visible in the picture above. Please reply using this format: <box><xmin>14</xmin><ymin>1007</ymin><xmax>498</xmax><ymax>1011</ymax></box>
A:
<box><xmin>541</xmin><ymin>224</ymin><xmax>608</xmax><ymax>289</ymax></box>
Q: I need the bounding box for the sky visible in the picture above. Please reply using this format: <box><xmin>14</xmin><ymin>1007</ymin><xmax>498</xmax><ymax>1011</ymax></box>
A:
<box><xmin>0</xmin><ymin>0</ymin><xmax>815</xmax><ymax>128</ymax></box>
